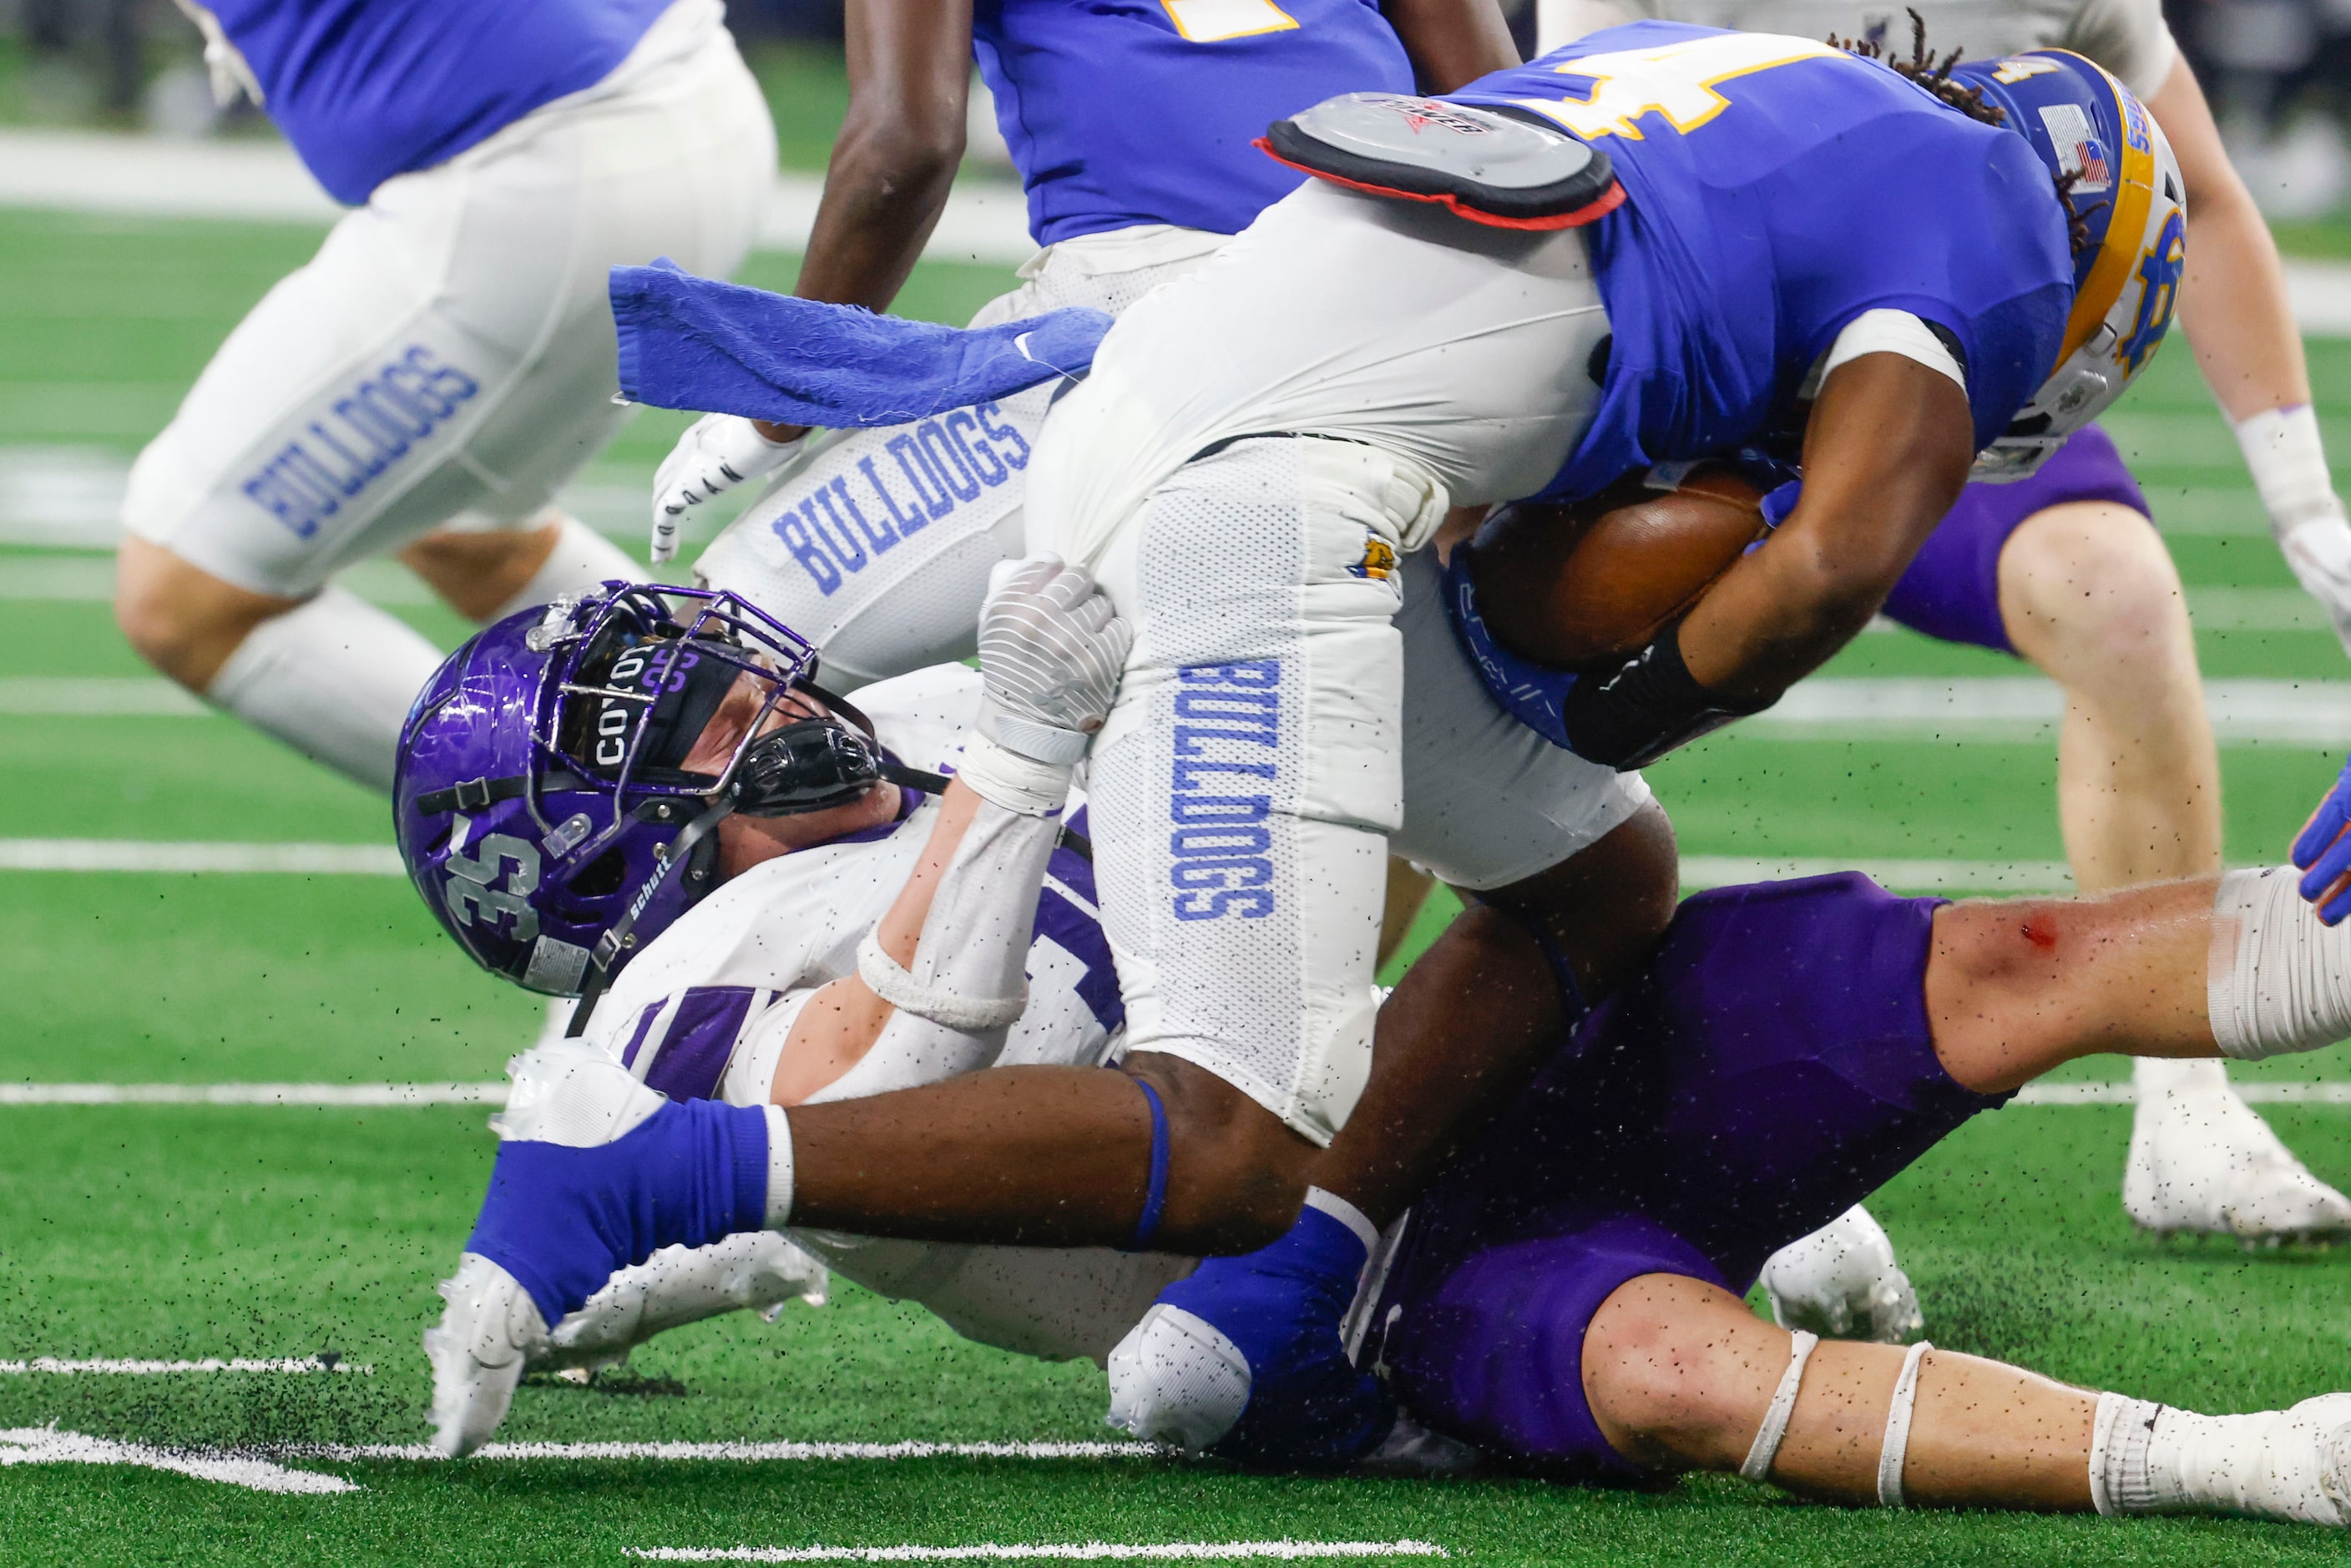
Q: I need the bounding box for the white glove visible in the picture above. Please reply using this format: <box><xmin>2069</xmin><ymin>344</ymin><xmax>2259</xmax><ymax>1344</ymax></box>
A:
<box><xmin>958</xmin><ymin>555</ymin><xmax>1133</xmax><ymax>815</ymax></box>
<box><xmin>2237</xmin><ymin>405</ymin><xmax>2351</xmax><ymax>659</ymax></box>
<box><xmin>1757</xmin><ymin>1205</ymin><xmax>1923</xmax><ymax>1344</ymax></box>
<box><xmin>649</xmin><ymin>414</ymin><xmax>805</xmax><ymax>563</ymax></box>
<box><xmin>2281</xmin><ymin>515</ymin><xmax>2351</xmax><ymax>658</ymax></box>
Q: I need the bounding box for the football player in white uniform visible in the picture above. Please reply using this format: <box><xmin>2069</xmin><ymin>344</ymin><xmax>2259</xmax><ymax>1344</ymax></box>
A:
<box><xmin>1529</xmin><ymin>1</ymin><xmax>2351</xmax><ymax>1242</ymax></box>
<box><xmin>649</xmin><ymin>0</ymin><xmax>1517</xmax><ymax>688</ymax></box>
<box><xmin>114</xmin><ymin>0</ymin><xmax>775</xmax><ymax>791</ymax></box>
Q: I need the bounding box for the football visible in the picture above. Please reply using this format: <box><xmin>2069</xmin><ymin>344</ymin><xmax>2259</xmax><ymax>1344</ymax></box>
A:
<box><xmin>1463</xmin><ymin>462</ymin><xmax>1770</xmax><ymax>670</ymax></box>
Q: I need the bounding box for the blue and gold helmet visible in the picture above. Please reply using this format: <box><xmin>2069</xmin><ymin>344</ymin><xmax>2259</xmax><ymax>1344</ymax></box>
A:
<box><xmin>1954</xmin><ymin>50</ymin><xmax>2186</xmax><ymax>480</ymax></box>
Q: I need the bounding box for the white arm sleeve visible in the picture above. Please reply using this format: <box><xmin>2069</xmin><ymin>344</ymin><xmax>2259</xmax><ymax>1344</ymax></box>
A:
<box><xmin>805</xmin><ymin>801</ymin><xmax>1064</xmax><ymax>1105</ymax></box>
<box><xmin>1818</xmin><ymin>309</ymin><xmax>1967</xmax><ymax>394</ymax></box>
<box><xmin>2066</xmin><ymin>0</ymin><xmax>2179</xmax><ymax>100</ymax></box>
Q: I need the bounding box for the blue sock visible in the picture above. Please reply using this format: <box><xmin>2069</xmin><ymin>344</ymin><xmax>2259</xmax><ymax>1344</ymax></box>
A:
<box><xmin>1158</xmin><ymin>1194</ymin><xmax>1395</xmax><ymax>1469</ymax></box>
<box><xmin>466</xmin><ymin>1098</ymin><xmax>771</xmax><ymax>1327</ymax></box>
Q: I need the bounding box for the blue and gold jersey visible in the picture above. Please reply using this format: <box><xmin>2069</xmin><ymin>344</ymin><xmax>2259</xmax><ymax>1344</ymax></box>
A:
<box><xmin>974</xmin><ymin>0</ymin><xmax>1413</xmax><ymax>246</ymax></box>
<box><xmin>1449</xmin><ymin>23</ymin><xmax>2075</xmax><ymax>500</ymax></box>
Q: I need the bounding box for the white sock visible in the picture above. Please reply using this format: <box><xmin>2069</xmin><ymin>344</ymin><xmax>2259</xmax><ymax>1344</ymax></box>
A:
<box><xmin>482</xmin><ymin>515</ymin><xmax>641</xmax><ymax>625</ymax></box>
<box><xmin>2207</xmin><ymin>867</ymin><xmax>2351</xmax><ymax>1060</ymax></box>
<box><xmin>2091</xmin><ymin>1393</ymin><xmax>2164</xmax><ymax>1515</ymax></box>
<box><xmin>205</xmin><ymin>584</ymin><xmax>442</xmax><ymax>793</ymax></box>
<box><xmin>763</xmin><ymin>1104</ymin><xmax>795</xmax><ymax>1228</ymax></box>
<box><xmin>2095</xmin><ymin>1393</ymin><xmax>2348</xmax><ymax>1524</ymax></box>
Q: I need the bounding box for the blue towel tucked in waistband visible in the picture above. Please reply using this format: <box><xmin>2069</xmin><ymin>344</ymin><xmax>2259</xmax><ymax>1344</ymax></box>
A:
<box><xmin>610</xmin><ymin>260</ymin><xmax>1112</xmax><ymax>428</ymax></box>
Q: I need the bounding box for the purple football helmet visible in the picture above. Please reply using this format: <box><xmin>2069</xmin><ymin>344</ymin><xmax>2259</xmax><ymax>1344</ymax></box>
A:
<box><xmin>394</xmin><ymin>582</ymin><xmax>902</xmax><ymax>1006</ymax></box>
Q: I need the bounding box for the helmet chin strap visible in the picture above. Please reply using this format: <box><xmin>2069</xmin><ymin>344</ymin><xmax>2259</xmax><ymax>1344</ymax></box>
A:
<box><xmin>565</xmin><ymin>797</ymin><xmax>736</xmax><ymax>1039</ymax></box>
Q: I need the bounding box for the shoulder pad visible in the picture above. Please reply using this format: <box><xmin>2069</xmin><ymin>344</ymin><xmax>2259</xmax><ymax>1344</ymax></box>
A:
<box><xmin>1258</xmin><ymin>94</ymin><xmax>1622</xmax><ymax>231</ymax></box>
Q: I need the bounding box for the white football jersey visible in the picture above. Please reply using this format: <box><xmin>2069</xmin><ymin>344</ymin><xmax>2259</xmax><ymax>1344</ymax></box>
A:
<box><xmin>1544</xmin><ymin>0</ymin><xmax>2178</xmax><ymax>98</ymax></box>
<box><xmin>588</xmin><ymin>662</ymin><xmax>1190</xmax><ymax>1364</ymax></box>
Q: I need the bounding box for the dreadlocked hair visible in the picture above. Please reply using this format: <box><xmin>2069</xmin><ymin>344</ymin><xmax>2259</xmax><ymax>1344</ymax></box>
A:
<box><xmin>1830</xmin><ymin>9</ymin><xmax>2101</xmax><ymax>256</ymax></box>
<box><xmin>2051</xmin><ymin>169</ymin><xmax>2106</xmax><ymax>257</ymax></box>
<box><xmin>1828</xmin><ymin>9</ymin><xmax>2003</xmax><ymax>127</ymax></box>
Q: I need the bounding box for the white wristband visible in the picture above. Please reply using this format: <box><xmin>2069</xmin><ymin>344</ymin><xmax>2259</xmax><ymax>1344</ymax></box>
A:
<box><xmin>857</xmin><ymin>929</ymin><xmax>1027</xmax><ymax>1031</ymax></box>
<box><xmin>953</xmin><ymin>731</ymin><xmax>1076</xmax><ymax>817</ymax></box>
<box><xmin>2234</xmin><ymin>405</ymin><xmax>2346</xmax><ymax>537</ymax></box>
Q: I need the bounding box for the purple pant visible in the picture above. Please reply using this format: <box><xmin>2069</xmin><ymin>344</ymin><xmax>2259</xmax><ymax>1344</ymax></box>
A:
<box><xmin>1369</xmin><ymin>873</ymin><xmax>2012</xmax><ymax>1479</ymax></box>
<box><xmin>1881</xmin><ymin>424</ymin><xmax>2152</xmax><ymax>654</ymax></box>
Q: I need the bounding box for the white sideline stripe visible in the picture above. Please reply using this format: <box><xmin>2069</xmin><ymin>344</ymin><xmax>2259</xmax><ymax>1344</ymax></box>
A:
<box><xmin>0</xmin><ymin>1427</ymin><xmax>356</xmax><ymax>1495</ymax></box>
<box><xmin>1680</xmin><ymin>857</ymin><xmax>2075</xmax><ymax>893</ymax></box>
<box><xmin>2013</xmin><ymin>1081</ymin><xmax>2351</xmax><ymax>1105</ymax></box>
<box><xmin>625</xmin><ymin>1545</ymin><xmax>1448</xmax><ymax>1563</ymax></box>
<box><xmin>0</xmin><ymin>1358</ymin><xmax>368</xmax><ymax>1374</ymax></box>
<box><xmin>0</xmin><ymin>129</ymin><xmax>1038</xmax><ymax>266</ymax></box>
<box><xmin>0</xmin><ymin>839</ymin><xmax>403</xmax><ymax>873</ymax></box>
<box><xmin>0</xmin><ymin>1082</ymin><xmax>503</xmax><ymax>1106</ymax></box>
<box><xmin>285</xmin><ymin>1439</ymin><xmax>1160</xmax><ymax>1463</ymax></box>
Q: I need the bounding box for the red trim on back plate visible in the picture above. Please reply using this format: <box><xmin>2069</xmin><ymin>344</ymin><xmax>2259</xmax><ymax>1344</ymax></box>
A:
<box><xmin>1254</xmin><ymin>139</ymin><xmax>1625</xmax><ymax>231</ymax></box>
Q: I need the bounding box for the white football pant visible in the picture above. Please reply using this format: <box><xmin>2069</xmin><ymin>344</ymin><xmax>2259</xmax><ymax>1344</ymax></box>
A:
<box><xmin>124</xmin><ymin>0</ymin><xmax>773</xmax><ymax>597</ymax></box>
<box><xmin>691</xmin><ymin>224</ymin><xmax>1229</xmax><ymax>688</ymax></box>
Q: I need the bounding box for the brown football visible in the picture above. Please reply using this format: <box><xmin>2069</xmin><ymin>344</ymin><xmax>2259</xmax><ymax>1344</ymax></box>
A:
<box><xmin>1464</xmin><ymin>463</ymin><xmax>1768</xmax><ymax>670</ymax></box>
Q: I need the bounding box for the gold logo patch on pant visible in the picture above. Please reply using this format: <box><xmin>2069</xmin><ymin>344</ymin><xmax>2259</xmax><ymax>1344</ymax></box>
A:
<box><xmin>1350</xmin><ymin>536</ymin><xmax>1398</xmax><ymax>581</ymax></box>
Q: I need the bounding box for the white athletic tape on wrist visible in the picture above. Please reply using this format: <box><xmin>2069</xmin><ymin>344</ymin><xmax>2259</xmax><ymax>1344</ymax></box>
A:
<box><xmin>2235</xmin><ymin>405</ymin><xmax>2346</xmax><ymax>536</ymax></box>
<box><xmin>987</xmin><ymin>709</ymin><xmax>1093</xmax><ymax>766</ymax></box>
<box><xmin>2090</xmin><ymin>1392</ymin><xmax>2165</xmax><ymax>1516</ymax></box>
<box><xmin>2208</xmin><ymin>867</ymin><xmax>2351</xmax><ymax>1060</ymax></box>
<box><xmin>954</xmin><ymin>731</ymin><xmax>1077</xmax><ymax>817</ymax></box>
<box><xmin>1876</xmin><ymin>1341</ymin><xmax>1934</xmax><ymax>1507</ymax></box>
<box><xmin>857</xmin><ymin>929</ymin><xmax>1028</xmax><ymax>1031</ymax></box>
<box><xmin>1739</xmin><ymin>1330</ymin><xmax>1819</xmax><ymax>1483</ymax></box>
<box><xmin>763</xmin><ymin>1103</ymin><xmax>794</xmax><ymax>1228</ymax></box>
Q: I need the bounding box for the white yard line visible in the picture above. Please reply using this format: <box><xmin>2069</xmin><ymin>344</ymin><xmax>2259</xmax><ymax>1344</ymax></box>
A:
<box><xmin>0</xmin><ymin>1082</ymin><xmax>502</xmax><ymax>1105</ymax></box>
<box><xmin>0</xmin><ymin>1358</ymin><xmax>367</xmax><ymax>1374</ymax></box>
<box><xmin>1679</xmin><ymin>857</ymin><xmax>2075</xmax><ymax>893</ymax></box>
<box><xmin>7</xmin><ymin>1080</ymin><xmax>2343</xmax><ymax>1109</ymax></box>
<box><xmin>0</xmin><ymin>129</ymin><xmax>1037</xmax><ymax>266</ymax></box>
<box><xmin>1750</xmin><ymin>677</ymin><xmax>2351</xmax><ymax>745</ymax></box>
<box><xmin>286</xmin><ymin>1439</ymin><xmax>1160</xmax><ymax>1462</ymax></box>
<box><xmin>0</xmin><ymin>838</ymin><xmax>402</xmax><ymax>873</ymax></box>
<box><xmin>13</xmin><ymin>666</ymin><xmax>2351</xmax><ymax>744</ymax></box>
<box><xmin>0</xmin><ymin>678</ymin><xmax>205</xmax><ymax>716</ymax></box>
<box><xmin>0</xmin><ymin>1427</ymin><xmax>357</xmax><ymax>1495</ymax></box>
<box><xmin>626</xmin><ymin>1545</ymin><xmax>1447</xmax><ymax>1563</ymax></box>
<box><xmin>2012</xmin><ymin>1081</ymin><xmax>2351</xmax><ymax>1105</ymax></box>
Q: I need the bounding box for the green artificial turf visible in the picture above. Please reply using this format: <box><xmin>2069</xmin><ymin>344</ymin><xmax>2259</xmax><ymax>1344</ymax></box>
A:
<box><xmin>8</xmin><ymin>204</ymin><xmax>2351</xmax><ymax>1563</ymax></box>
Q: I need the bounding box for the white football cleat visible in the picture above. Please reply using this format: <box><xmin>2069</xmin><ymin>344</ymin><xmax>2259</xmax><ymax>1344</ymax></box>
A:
<box><xmin>1759</xmin><ymin>1205</ymin><xmax>1923</xmax><ymax>1343</ymax></box>
<box><xmin>1105</xmin><ymin>1302</ymin><xmax>1250</xmax><ymax>1451</ymax></box>
<box><xmin>2124</xmin><ymin>1062</ymin><xmax>2351</xmax><ymax>1244</ymax></box>
<box><xmin>2308</xmin><ymin>1394</ymin><xmax>2351</xmax><ymax>1525</ymax></box>
<box><xmin>546</xmin><ymin>1232</ymin><xmax>830</xmax><ymax>1373</ymax></box>
<box><xmin>424</xmin><ymin>1252</ymin><xmax>550</xmax><ymax>1458</ymax></box>
<box><xmin>2226</xmin><ymin>1394</ymin><xmax>2351</xmax><ymax>1525</ymax></box>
